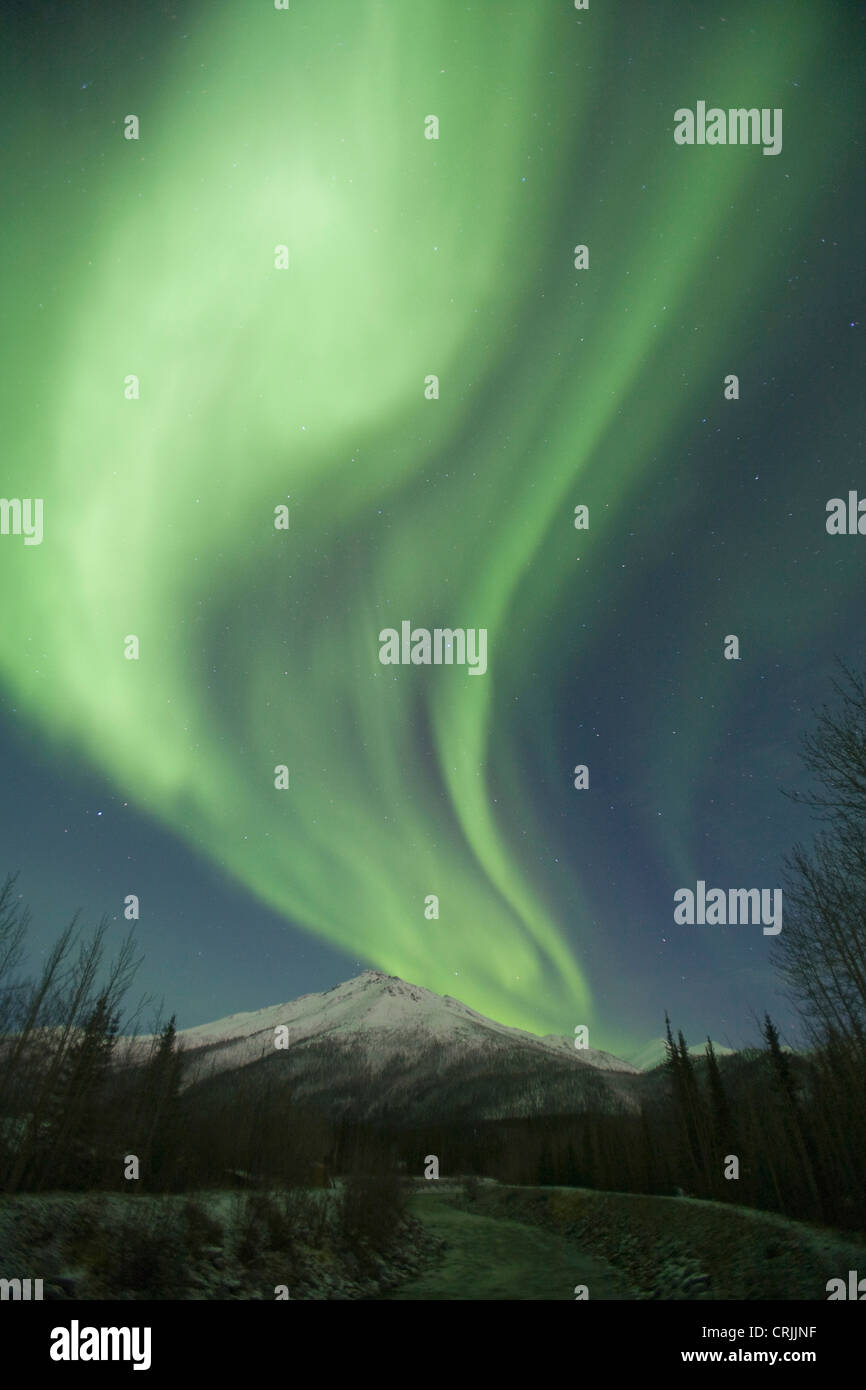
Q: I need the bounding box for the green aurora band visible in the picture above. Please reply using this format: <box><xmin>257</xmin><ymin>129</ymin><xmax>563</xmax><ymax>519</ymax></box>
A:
<box><xmin>0</xmin><ymin>3</ymin><xmax>850</xmax><ymax>1040</ymax></box>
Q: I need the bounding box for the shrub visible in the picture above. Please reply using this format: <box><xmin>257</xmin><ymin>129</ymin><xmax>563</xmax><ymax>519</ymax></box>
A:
<box><xmin>182</xmin><ymin>1195</ymin><xmax>223</xmax><ymax>1257</ymax></box>
<box><xmin>279</xmin><ymin>1186</ymin><xmax>330</xmax><ymax>1245</ymax></box>
<box><xmin>462</xmin><ymin>1174</ymin><xmax>480</xmax><ymax>1203</ymax></box>
<box><xmin>338</xmin><ymin>1170</ymin><xmax>406</xmax><ymax>1250</ymax></box>
<box><xmin>73</xmin><ymin>1199</ymin><xmax>187</xmax><ymax>1299</ymax></box>
<box><xmin>231</xmin><ymin>1192</ymin><xmax>296</xmax><ymax>1265</ymax></box>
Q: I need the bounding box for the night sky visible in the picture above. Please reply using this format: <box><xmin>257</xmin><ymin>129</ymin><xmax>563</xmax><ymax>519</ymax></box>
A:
<box><xmin>0</xmin><ymin>0</ymin><xmax>863</xmax><ymax>1056</ymax></box>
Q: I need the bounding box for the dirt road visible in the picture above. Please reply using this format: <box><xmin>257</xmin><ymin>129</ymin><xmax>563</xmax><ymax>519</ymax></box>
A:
<box><xmin>386</xmin><ymin>1193</ymin><xmax>637</xmax><ymax>1300</ymax></box>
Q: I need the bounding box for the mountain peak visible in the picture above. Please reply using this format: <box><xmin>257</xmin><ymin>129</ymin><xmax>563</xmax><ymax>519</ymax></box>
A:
<box><xmin>177</xmin><ymin>969</ymin><xmax>638</xmax><ymax>1066</ymax></box>
<box><xmin>170</xmin><ymin>970</ymin><xmax>646</xmax><ymax>1124</ymax></box>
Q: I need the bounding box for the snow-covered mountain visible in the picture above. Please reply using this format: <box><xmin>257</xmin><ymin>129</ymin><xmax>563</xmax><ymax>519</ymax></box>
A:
<box><xmin>178</xmin><ymin>970</ymin><xmax>639</xmax><ymax>1073</ymax></box>
<box><xmin>174</xmin><ymin>970</ymin><xmax>642</xmax><ymax>1124</ymax></box>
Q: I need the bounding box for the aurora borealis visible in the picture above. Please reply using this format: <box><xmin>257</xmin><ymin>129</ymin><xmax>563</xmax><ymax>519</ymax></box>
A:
<box><xmin>1</xmin><ymin>0</ymin><xmax>863</xmax><ymax>1052</ymax></box>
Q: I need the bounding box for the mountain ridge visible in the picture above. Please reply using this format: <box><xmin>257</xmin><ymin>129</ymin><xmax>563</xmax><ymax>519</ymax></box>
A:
<box><xmin>165</xmin><ymin>972</ymin><xmax>738</xmax><ymax>1124</ymax></box>
<box><xmin>176</xmin><ymin>969</ymin><xmax>641</xmax><ymax>1076</ymax></box>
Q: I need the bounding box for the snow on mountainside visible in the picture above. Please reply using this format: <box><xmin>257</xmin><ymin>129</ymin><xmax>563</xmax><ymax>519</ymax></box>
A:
<box><xmin>625</xmin><ymin>1037</ymin><xmax>735</xmax><ymax>1072</ymax></box>
<box><xmin>176</xmin><ymin>970</ymin><xmax>641</xmax><ymax>1080</ymax></box>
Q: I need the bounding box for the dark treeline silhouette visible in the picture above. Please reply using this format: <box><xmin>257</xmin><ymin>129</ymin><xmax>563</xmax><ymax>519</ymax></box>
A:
<box><xmin>386</xmin><ymin>1014</ymin><xmax>865</xmax><ymax>1232</ymax></box>
<box><xmin>0</xmin><ymin>882</ymin><xmax>188</xmax><ymax>1194</ymax></box>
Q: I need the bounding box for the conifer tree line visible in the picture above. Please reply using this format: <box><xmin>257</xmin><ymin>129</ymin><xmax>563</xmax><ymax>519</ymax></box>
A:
<box><xmin>0</xmin><ymin>898</ymin><xmax>183</xmax><ymax>1193</ymax></box>
<box><xmin>0</xmin><ymin>666</ymin><xmax>864</xmax><ymax>1232</ymax></box>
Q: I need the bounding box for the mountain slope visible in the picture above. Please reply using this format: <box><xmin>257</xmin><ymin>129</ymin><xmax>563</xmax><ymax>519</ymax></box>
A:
<box><xmin>178</xmin><ymin>970</ymin><xmax>639</xmax><ymax>1071</ymax></box>
<box><xmin>174</xmin><ymin>970</ymin><xmax>642</xmax><ymax>1124</ymax></box>
<box><xmin>625</xmin><ymin>1038</ymin><xmax>735</xmax><ymax>1073</ymax></box>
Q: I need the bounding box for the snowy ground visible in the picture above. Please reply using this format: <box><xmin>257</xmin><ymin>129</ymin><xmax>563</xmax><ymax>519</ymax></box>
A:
<box><xmin>4</xmin><ymin>1181</ymin><xmax>860</xmax><ymax>1300</ymax></box>
<box><xmin>0</xmin><ymin>1186</ymin><xmax>440</xmax><ymax>1301</ymax></box>
<box><xmin>452</xmin><ymin>1185</ymin><xmax>866</xmax><ymax>1300</ymax></box>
